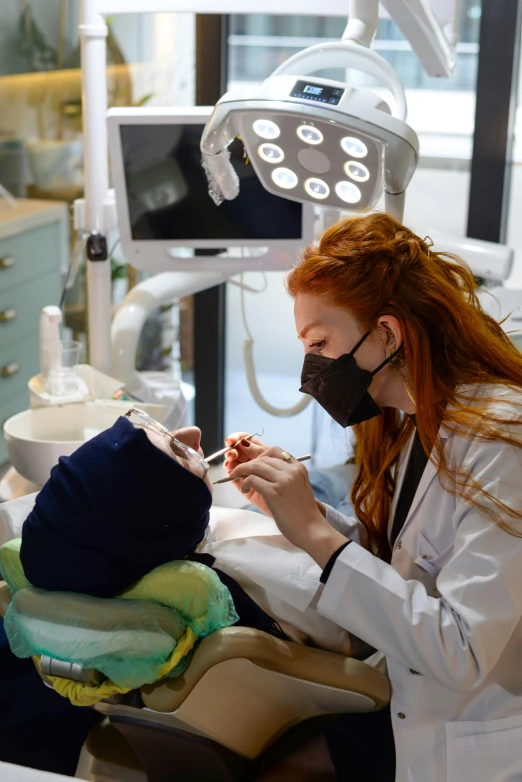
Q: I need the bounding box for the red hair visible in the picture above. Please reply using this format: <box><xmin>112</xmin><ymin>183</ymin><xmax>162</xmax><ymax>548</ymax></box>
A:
<box><xmin>287</xmin><ymin>212</ymin><xmax>522</xmax><ymax>559</ymax></box>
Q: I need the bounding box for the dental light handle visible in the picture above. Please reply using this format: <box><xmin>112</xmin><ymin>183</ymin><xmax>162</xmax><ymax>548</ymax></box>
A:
<box><xmin>243</xmin><ymin>339</ymin><xmax>311</xmax><ymax>418</ymax></box>
<box><xmin>271</xmin><ymin>39</ymin><xmax>407</xmax><ymax>121</ymax></box>
<box><xmin>342</xmin><ymin>0</ymin><xmax>379</xmax><ymax>48</ymax></box>
<box><xmin>39</xmin><ymin>306</ymin><xmax>62</xmax><ymax>374</ymax></box>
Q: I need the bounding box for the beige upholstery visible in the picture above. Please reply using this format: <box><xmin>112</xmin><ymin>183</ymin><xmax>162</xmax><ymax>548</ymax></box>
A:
<box><xmin>0</xmin><ymin>582</ymin><xmax>11</xmax><ymax>618</ymax></box>
<box><xmin>141</xmin><ymin>626</ymin><xmax>389</xmax><ymax>713</ymax></box>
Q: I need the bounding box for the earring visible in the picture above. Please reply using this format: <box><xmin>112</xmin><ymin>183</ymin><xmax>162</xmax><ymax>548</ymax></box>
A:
<box><xmin>381</xmin><ymin>329</ymin><xmax>405</xmax><ymax>368</ymax></box>
<box><xmin>389</xmin><ymin>349</ymin><xmax>405</xmax><ymax>368</ymax></box>
<box><xmin>382</xmin><ymin>340</ymin><xmax>416</xmax><ymax>406</ymax></box>
<box><xmin>379</xmin><ymin>329</ymin><xmax>415</xmax><ymax>405</ymax></box>
<box><xmin>391</xmin><ymin>363</ymin><xmax>416</xmax><ymax>406</ymax></box>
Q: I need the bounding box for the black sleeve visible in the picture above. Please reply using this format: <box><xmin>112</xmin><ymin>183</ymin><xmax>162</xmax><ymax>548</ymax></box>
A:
<box><xmin>320</xmin><ymin>541</ymin><xmax>352</xmax><ymax>584</ymax></box>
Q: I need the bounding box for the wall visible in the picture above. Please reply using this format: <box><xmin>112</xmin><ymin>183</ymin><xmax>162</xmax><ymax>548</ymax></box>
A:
<box><xmin>0</xmin><ymin>1</ymin><xmax>66</xmax><ymax>76</ymax></box>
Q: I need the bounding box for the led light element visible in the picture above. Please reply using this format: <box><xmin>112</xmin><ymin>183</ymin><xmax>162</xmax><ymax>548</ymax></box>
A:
<box><xmin>272</xmin><ymin>167</ymin><xmax>298</xmax><ymax>189</ymax></box>
<box><xmin>297</xmin><ymin>125</ymin><xmax>324</xmax><ymax>145</ymax></box>
<box><xmin>253</xmin><ymin>119</ymin><xmax>281</xmax><ymax>140</ymax></box>
<box><xmin>335</xmin><ymin>181</ymin><xmax>362</xmax><ymax>204</ymax></box>
<box><xmin>258</xmin><ymin>143</ymin><xmax>285</xmax><ymax>163</ymax></box>
<box><xmin>341</xmin><ymin>136</ymin><xmax>368</xmax><ymax>158</ymax></box>
<box><xmin>304</xmin><ymin>178</ymin><xmax>330</xmax><ymax>199</ymax></box>
<box><xmin>345</xmin><ymin>160</ymin><xmax>370</xmax><ymax>182</ymax></box>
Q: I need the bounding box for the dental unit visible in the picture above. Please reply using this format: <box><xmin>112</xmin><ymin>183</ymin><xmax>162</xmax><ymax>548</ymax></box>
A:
<box><xmin>1</xmin><ymin>2</ymin><xmax>520</xmax><ymax>781</ymax></box>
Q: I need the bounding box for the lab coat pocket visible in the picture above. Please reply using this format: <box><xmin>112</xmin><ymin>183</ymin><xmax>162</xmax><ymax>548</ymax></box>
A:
<box><xmin>414</xmin><ymin>533</ymin><xmax>454</xmax><ymax>577</ymax></box>
<box><xmin>446</xmin><ymin>714</ymin><xmax>522</xmax><ymax>781</ymax></box>
<box><xmin>413</xmin><ymin>534</ymin><xmax>454</xmax><ymax>597</ymax></box>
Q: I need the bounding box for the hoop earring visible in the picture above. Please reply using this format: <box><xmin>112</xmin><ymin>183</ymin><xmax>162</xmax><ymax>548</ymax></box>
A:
<box><xmin>389</xmin><ymin>349</ymin><xmax>405</xmax><ymax>368</ymax></box>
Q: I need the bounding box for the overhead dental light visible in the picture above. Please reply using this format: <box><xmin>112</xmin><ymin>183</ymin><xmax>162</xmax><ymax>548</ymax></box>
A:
<box><xmin>201</xmin><ymin>0</ymin><xmax>458</xmax><ymax>221</ymax></box>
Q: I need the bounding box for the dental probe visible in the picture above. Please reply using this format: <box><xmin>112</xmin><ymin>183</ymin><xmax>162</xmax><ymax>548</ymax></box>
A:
<box><xmin>212</xmin><ymin>454</ymin><xmax>312</xmax><ymax>484</ymax></box>
<box><xmin>205</xmin><ymin>433</ymin><xmax>257</xmax><ymax>463</ymax></box>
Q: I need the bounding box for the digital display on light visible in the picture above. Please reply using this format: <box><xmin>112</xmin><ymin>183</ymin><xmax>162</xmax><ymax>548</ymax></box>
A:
<box><xmin>291</xmin><ymin>79</ymin><xmax>345</xmax><ymax>105</ymax></box>
<box><xmin>304</xmin><ymin>85</ymin><xmax>323</xmax><ymax>96</ymax></box>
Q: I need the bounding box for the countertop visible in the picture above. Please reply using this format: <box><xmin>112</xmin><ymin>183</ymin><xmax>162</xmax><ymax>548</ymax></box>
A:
<box><xmin>0</xmin><ymin>199</ymin><xmax>68</xmax><ymax>240</ymax></box>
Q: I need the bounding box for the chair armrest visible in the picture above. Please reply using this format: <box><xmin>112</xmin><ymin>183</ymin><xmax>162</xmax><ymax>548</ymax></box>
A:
<box><xmin>141</xmin><ymin>626</ymin><xmax>390</xmax><ymax>713</ymax></box>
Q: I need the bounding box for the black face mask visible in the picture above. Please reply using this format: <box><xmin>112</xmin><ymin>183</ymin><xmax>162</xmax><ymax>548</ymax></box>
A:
<box><xmin>299</xmin><ymin>331</ymin><xmax>396</xmax><ymax>428</ymax></box>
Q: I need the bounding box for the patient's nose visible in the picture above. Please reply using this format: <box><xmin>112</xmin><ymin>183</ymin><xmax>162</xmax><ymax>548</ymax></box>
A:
<box><xmin>172</xmin><ymin>426</ymin><xmax>202</xmax><ymax>454</ymax></box>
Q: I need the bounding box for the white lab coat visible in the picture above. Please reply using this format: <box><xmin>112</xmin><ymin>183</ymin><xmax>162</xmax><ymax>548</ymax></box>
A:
<box><xmin>317</xmin><ymin>383</ymin><xmax>522</xmax><ymax>782</ymax></box>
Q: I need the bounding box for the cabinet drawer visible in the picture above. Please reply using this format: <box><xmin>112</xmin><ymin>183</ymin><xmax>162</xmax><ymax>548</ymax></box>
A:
<box><xmin>0</xmin><ymin>223</ymin><xmax>62</xmax><ymax>291</ymax></box>
<box><xmin>0</xmin><ymin>393</ymin><xmax>29</xmax><ymax>465</ymax></box>
<box><xmin>0</xmin><ymin>331</ymin><xmax>40</xmax><ymax>403</ymax></box>
<box><xmin>0</xmin><ymin>273</ymin><xmax>60</xmax><ymax>350</ymax></box>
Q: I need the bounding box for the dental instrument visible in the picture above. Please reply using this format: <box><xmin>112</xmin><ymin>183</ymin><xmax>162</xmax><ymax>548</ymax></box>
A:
<box><xmin>213</xmin><ymin>454</ymin><xmax>312</xmax><ymax>484</ymax></box>
<box><xmin>205</xmin><ymin>433</ymin><xmax>259</xmax><ymax>463</ymax></box>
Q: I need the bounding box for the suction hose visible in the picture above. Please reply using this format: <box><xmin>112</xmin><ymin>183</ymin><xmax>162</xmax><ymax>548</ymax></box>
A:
<box><xmin>238</xmin><ymin>274</ymin><xmax>312</xmax><ymax>418</ymax></box>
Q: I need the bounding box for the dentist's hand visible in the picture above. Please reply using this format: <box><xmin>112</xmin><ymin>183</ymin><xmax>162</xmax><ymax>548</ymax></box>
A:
<box><xmin>226</xmin><ymin>446</ymin><xmax>344</xmax><ymax>560</ymax></box>
<box><xmin>223</xmin><ymin>432</ymin><xmax>274</xmax><ymax>515</ymax></box>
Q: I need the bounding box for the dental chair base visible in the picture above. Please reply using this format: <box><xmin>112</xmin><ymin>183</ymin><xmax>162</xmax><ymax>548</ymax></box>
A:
<box><xmin>83</xmin><ymin>717</ymin><xmax>248</xmax><ymax>782</ymax></box>
<box><xmin>79</xmin><ymin>712</ymin><xmax>337</xmax><ymax>782</ymax></box>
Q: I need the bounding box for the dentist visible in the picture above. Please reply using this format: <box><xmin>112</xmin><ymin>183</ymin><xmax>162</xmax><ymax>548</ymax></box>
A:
<box><xmin>225</xmin><ymin>213</ymin><xmax>522</xmax><ymax>782</ymax></box>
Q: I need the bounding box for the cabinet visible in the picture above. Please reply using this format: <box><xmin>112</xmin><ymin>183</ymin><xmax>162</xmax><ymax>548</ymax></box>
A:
<box><xmin>0</xmin><ymin>200</ymin><xmax>67</xmax><ymax>464</ymax></box>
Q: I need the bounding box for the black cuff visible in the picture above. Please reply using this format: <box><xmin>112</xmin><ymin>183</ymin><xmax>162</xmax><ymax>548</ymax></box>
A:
<box><xmin>320</xmin><ymin>541</ymin><xmax>352</xmax><ymax>584</ymax></box>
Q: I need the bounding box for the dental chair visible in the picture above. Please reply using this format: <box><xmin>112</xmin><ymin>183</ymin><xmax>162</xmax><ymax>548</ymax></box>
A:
<box><xmin>0</xmin><ymin>581</ymin><xmax>389</xmax><ymax>782</ymax></box>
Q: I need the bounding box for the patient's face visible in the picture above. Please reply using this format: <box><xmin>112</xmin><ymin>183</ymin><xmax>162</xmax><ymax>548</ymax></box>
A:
<box><xmin>142</xmin><ymin>425</ymin><xmax>213</xmax><ymax>494</ymax></box>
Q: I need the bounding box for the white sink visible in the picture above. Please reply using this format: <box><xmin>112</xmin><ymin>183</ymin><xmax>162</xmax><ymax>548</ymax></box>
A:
<box><xmin>4</xmin><ymin>403</ymin><xmax>132</xmax><ymax>486</ymax></box>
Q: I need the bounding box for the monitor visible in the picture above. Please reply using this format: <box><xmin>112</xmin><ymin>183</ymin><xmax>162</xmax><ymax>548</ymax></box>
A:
<box><xmin>107</xmin><ymin>107</ymin><xmax>315</xmax><ymax>272</ymax></box>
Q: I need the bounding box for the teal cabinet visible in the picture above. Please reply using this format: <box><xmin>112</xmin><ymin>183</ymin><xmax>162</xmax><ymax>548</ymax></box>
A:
<box><xmin>0</xmin><ymin>200</ymin><xmax>67</xmax><ymax>465</ymax></box>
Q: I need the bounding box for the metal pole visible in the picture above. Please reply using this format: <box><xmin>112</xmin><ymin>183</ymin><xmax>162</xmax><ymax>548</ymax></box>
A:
<box><xmin>80</xmin><ymin>0</ymin><xmax>113</xmax><ymax>373</ymax></box>
<box><xmin>194</xmin><ymin>14</ymin><xmax>229</xmax><ymax>455</ymax></box>
<box><xmin>467</xmin><ymin>0</ymin><xmax>522</xmax><ymax>244</ymax></box>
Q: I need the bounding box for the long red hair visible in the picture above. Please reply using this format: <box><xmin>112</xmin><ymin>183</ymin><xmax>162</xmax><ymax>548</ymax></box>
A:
<box><xmin>286</xmin><ymin>212</ymin><xmax>522</xmax><ymax>559</ymax></box>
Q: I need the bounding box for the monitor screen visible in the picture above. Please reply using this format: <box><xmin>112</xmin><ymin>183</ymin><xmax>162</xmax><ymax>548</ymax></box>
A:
<box><xmin>119</xmin><ymin>124</ymin><xmax>303</xmax><ymax>242</ymax></box>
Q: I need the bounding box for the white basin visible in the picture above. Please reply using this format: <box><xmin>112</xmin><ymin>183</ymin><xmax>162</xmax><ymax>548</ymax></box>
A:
<box><xmin>3</xmin><ymin>404</ymin><xmax>127</xmax><ymax>486</ymax></box>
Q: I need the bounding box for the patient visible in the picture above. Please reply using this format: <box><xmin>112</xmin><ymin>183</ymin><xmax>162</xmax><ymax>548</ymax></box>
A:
<box><xmin>21</xmin><ymin>411</ymin><xmax>214</xmax><ymax>598</ymax></box>
<box><xmin>19</xmin><ymin>411</ymin><xmax>359</xmax><ymax>655</ymax></box>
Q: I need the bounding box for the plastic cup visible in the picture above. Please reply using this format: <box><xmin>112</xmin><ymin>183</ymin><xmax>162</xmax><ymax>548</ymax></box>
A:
<box><xmin>42</xmin><ymin>340</ymin><xmax>82</xmax><ymax>396</ymax></box>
